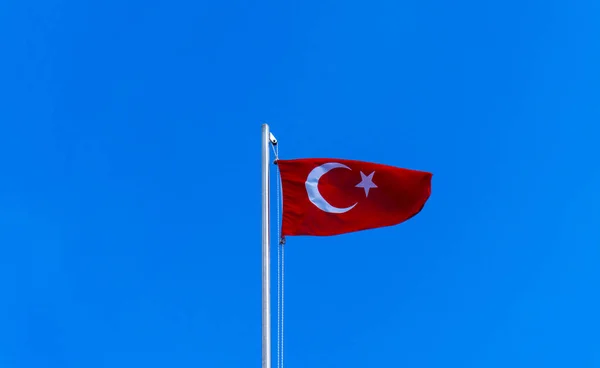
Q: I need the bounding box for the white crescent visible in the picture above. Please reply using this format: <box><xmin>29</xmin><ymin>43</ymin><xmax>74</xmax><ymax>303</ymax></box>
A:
<box><xmin>305</xmin><ymin>162</ymin><xmax>357</xmax><ymax>214</ymax></box>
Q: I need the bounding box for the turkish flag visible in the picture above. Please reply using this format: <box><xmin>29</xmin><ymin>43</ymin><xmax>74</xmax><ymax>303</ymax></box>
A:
<box><xmin>278</xmin><ymin>158</ymin><xmax>432</xmax><ymax>237</ymax></box>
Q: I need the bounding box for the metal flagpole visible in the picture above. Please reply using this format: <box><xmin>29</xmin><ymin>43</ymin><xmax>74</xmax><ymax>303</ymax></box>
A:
<box><xmin>261</xmin><ymin>123</ymin><xmax>272</xmax><ymax>368</ymax></box>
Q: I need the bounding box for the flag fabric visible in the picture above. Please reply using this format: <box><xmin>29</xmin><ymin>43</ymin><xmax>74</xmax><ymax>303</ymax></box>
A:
<box><xmin>278</xmin><ymin>158</ymin><xmax>432</xmax><ymax>237</ymax></box>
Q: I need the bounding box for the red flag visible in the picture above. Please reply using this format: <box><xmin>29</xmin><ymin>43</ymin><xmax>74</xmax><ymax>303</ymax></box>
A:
<box><xmin>278</xmin><ymin>158</ymin><xmax>432</xmax><ymax>237</ymax></box>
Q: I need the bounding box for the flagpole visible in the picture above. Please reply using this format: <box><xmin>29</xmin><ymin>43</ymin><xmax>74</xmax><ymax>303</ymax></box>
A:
<box><xmin>261</xmin><ymin>123</ymin><xmax>272</xmax><ymax>368</ymax></box>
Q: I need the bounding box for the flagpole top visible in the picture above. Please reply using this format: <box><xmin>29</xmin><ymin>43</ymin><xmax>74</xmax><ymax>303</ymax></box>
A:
<box><xmin>261</xmin><ymin>123</ymin><xmax>278</xmax><ymax>145</ymax></box>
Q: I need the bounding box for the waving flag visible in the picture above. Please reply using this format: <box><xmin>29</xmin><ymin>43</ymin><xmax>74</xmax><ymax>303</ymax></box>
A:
<box><xmin>278</xmin><ymin>158</ymin><xmax>432</xmax><ymax>236</ymax></box>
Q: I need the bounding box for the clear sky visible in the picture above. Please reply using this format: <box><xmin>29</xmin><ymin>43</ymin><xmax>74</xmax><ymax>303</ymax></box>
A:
<box><xmin>1</xmin><ymin>0</ymin><xmax>599</xmax><ymax>367</ymax></box>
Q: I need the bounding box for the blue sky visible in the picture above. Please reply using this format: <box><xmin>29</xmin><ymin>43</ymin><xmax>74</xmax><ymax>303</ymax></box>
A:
<box><xmin>1</xmin><ymin>0</ymin><xmax>599</xmax><ymax>367</ymax></box>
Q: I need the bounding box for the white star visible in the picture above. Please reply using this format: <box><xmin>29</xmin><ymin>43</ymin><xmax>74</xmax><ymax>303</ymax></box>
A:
<box><xmin>355</xmin><ymin>171</ymin><xmax>377</xmax><ymax>197</ymax></box>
